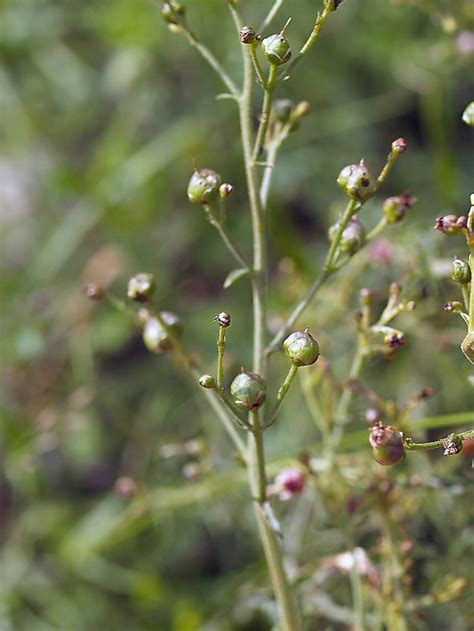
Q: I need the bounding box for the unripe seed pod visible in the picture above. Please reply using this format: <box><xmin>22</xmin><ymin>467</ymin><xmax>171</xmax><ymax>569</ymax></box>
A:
<box><xmin>451</xmin><ymin>258</ymin><xmax>471</xmax><ymax>284</ymax></box>
<box><xmin>462</xmin><ymin>101</ymin><xmax>474</xmax><ymax>126</ymax></box>
<box><xmin>283</xmin><ymin>329</ymin><xmax>320</xmax><ymax>366</ymax></box>
<box><xmin>142</xmin><ymin>311</ymin><xmax>183</xmax><ymax>353</ymax></box>
<box><xmin>230</xmin><ymin>370</ymin><xmax>266</xmax><ymax>411</ymax></box>
<box><xmin>199</xmin><ymin>374</ymin><xmax>215</xmax><ymax>389</ymax></box>
<box><xmin>187</xmin><ymin>168</ymin><xmax>221</xmax><ymax>205</ymax></box>
<box><xmin>240</xmin><ymin>25</ymin><xmax>257</xmax><ymax>44</ymax></box>
<box><xmin>273</xmin><ymin>99</ymin><xmax>294</xmax><ymax>124</ymax></box>
<box><xmin>337</xmin><ymin>160</ymin><xmax>376</xmax><ymax>202</ymax></box>
<box><xmin>127</xmin><ymin>273</ymin><xmax>156</xmax><ymax>303</ymax></box>
<box><xmin>369</xmin><ymin>422</ymin><xmax>405</xmax><ymax>466</ymax></box>
<box><xmin>383</xmin><ymin>193</ymin><xmax>416</xmax><ymax>224</ymax></box>
<box><xmin>262</xmin><ymin>33</ymin><xmax>291</xmax><ymax>65</ymax></box>
<box><xmin>333</xmin><ymin>217</ymin><xmax>366</xmax><ymax>255</ymax></box>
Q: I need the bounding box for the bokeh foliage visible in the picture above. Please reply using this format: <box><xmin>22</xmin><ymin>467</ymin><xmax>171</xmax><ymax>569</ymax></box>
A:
<box><xmin>1</xmin><ymin>0</ymin><xmax>473</xmax><ymax>628</ymax></box>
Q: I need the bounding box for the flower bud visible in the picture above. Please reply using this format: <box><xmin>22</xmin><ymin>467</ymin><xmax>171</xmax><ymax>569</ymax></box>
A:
<box><xmin>333</xmin><ymin>217</ymin><xmax>366</xmax><ymax>255</ymax></box>
<box><xmin>462</xmin><ymin>101</ymin><xmax>474</xmax><ymax>127</ymax></box>
<box><xmin>384</xmin><ymin>331</ymin><xmax>405</xmax><ymax>349</ymax></box>
<box><xmin>85</xmin><ymin>283</ymin><xmax>104</xmax><ymax>300</ymax></box>
<box><xmin>275</xmin><ymin>468</ymin><xmax>306</xmax><ymax>501</ymax></box>
<box><xmin>283</xmin><ymin>329</ymin><xmax>320</xmax><ymax>366</ymax></box>
<box><xmin>451</xmin><ymin>258</ymin><xmax>471</xmax><ymax>284</ymax></box>
<box><xmin>214</xmin><ymin>311</ymin><xmax>231</xmax><ymax>327</ymax></box>
<box><xmin>391</xmin><ymin>137</ymin><xmax>407</xmax><ymax>155</ymax></box>
<box><xmin>161</xmin><ymin>1</ymin><xmax>185</xmax><ymax>25</ymax></box>
<box><xmin>240</xmin><ymin>25</ymin><xmax>257</xmax><ymax>44</ymax></box>
<box><xmin>127</xmin><ymin>273</ymin><xmax>156</xmax><ymax>303</ymax></box>
<box><xmin>219</xmin><ymin>183</ymin><xmax>233</xmax><ymax>198</ymax></box>
<box><xmin>444</xmin><ymin>301</ymin><xmax>465</xmax><ymax>313</ymax></box>
<box><xmin>230</xmin><ymin>370</ymin><xmax>266</xmax><ymax>411</ymax></box>
<box><xmin>383</xmin><ymin>193</ymin><xmax>416</xmax><ymax>224</ymax></box>
<box><xmin>273</xmin><ymin>99</ymin><xmax>294</xmax><ymax>124</ymax></box>
<box><xmin>293</xmin><ymin>100</ymin><xmax>310</xmax><ymax>119</ymax></box>
<box><xmin>443</xmin><ymin>433</ymin><xmax>463</xmax><ymax>456</ymax></box>
<box><xmin>369</xmin><ymin>422</ymin><xmax>405</xmax><ymax>466</ymax></box>
<box><xmin>199</xmin><ymin>374</ymin><xmax>215</xmax><ymax>389</ymax></box>
<box><xmin>187</xmin><ymin>168</ymin><xmax>221</xmax><ymax>205</ymax></box>
<box><xmin>262</xmin><ymin>33</ymin><xmax>291</xmax><ymax>65</ymax></box>
<box><xmin>142</xmin><ymin>311</ymin><xmax>183</xmax><ymax>353</ymax></box>
<box><xmin>337</xmin><ymin>160</ymin><xmax>376</xmax><ymax>202</ymax></box>
<box><xmin>434</xmin><ymin>215</ymin><xmax>465</xmax><ymax>235</ymax></box>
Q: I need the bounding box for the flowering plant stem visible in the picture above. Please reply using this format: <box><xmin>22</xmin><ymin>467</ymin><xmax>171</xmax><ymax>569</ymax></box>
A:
<box><xmin>226</xmin><ymin>4</ymin><xmax>301</xmax><ymax>627</ymax></box>
<box><xmin>404</xmin><ymin>429</ymin><xmax>474</xmax><ymax>451</ymax></box>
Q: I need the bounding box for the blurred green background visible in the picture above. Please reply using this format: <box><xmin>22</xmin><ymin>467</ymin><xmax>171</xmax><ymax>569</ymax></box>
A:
<box><xmin>1</xmin><ymin>0</ymin><xmax>473</xmax><ymax>629</ymax></box>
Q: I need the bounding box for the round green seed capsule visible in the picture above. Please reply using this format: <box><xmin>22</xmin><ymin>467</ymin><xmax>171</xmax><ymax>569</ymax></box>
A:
<box><xmin>337</xmin><ymin>161</ymin><xmax>375</xmax><ymax>202</ymax></box>
<box><xmin>262</xmin><ymin>33</ymin><xmax>291</xmax><ymax>65</ymax></box>
<box><xmin>369</xmin><ymin>423</ymin><xmax>405</xmax><ymax>466</ymax></box>
<box><xmin>230</xmin><ymin>370</ymin><xmax>266</xmax><ymax>411</ymax></box>
<box><xmin>199</xmin><ymin>374</ymin><xmax>215</xmax><ymax>389</ymax></box>
<box><xmin>127</xmin><ymin>273</ymin><xmax>156</xmax><ymax>303</ymax></box>
<box><xmin>283</xmin><ymin>329</ymin><xmax>320</xmax><ymax>366</ymax></box>
<box><xmin>187</xmin><ymin>168</ymin><xmax>221</xmax><ymax>205</ymax></box>
<box><xmin>330</xmin><ymin>217</ymin><xmax>366</xmax><ymax>256</ymax></box>
<box><xmin>451</xmin><ymin>258</ymin><xmax>471</xmax><ymax>284</ymax></box>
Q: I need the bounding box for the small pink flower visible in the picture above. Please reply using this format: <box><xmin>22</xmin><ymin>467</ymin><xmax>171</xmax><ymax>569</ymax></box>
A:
<box><xmin>274</xmin><ymin>468</ymin><xmax>306</xmax><ymax>501</ymax></box>
<box><xmin>369</xmin><ymin>238</ymin><xmax>393</xmax><ymax>266</ymax></box>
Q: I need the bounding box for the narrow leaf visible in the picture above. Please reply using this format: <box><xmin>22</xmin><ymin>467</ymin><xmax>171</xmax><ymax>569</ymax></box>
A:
<box><xmin>223</xmin><ymin>267</ymin><xmax>249</xmax><ymax>289</ymax></box>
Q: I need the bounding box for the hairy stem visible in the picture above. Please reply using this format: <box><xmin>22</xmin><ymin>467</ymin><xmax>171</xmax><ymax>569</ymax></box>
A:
<box><xmin>266</xmin><ymin>363</ymin><xmax>299</xmax><ymax>427</ymax></box>
<box><xmin>228</xmin><ymin>5</ymin><xmax>300</xmax><ymax>627</ymax></box>
<box><xmin>283</xmin><ymin>2</ymin><xmax>336</xmax><ymax>80</ymax></box>
<box><xmin>404</xmin><ymin>429</ymin><xmax>474</xmax><ymax>451</ymax></box>
<box><xmin>205</xmin><ymin>206</ymin><xmax>250</xmax><ymax>270</ymax></box>
<box><xmin>253</xmin><ymin>64</ymin><xmax>278</xmax><ymax>161</ymax></box>
<box><xmin>216</xmin><ymin>325</ymin><xmax>226</xmax><ymax>390</ymax></box>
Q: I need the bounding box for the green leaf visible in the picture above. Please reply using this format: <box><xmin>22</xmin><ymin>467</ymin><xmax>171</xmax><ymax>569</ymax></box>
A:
<box><xmin>223</xmin><ymin>267</ymin><xmax>249</xmax><ymax>289</ymax></box>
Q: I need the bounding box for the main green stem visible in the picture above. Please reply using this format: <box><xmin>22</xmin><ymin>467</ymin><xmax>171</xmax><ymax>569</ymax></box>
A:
<box><xmin>234</xmin><ymin>18</ymin><xmax>300</xmax><ymax>628</ymax></box>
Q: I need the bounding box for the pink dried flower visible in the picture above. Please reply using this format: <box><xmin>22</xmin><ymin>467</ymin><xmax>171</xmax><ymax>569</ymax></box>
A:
<box><xmin>274</xmin><ymin>468</ymin><xmax>306</xmax><ymax>501</ymax></box>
